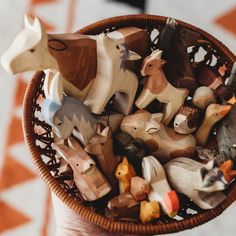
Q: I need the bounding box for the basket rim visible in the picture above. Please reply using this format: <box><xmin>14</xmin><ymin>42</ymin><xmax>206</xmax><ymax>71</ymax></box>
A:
<box><xmin>23</xmin><ymin>14</ymin><xmax>236</xmax><ymax>235</ymax></box>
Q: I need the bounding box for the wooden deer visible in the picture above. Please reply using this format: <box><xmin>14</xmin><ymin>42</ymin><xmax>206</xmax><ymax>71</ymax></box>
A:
<box><xmin>196</xmin><ymin>104</ymin><xmax>232</xmax><ymax>146</ymax></box>
<box><xmin>135</xmin><ymin>49</ymin><xmax>189</xmax><ymax>125</ymax></box>
<box><xmin>41</xmin><ymin>72</ymin><xmax>123</xmax><ymax>144</ymax></box>
<box><xmin>85</xmin><ymin>125</ymin><xmax>121</xmax><ymax>191</ymax></box>
<box><xmin>140</xmin><ymin>201</ymin><xmax>160</xmax><ymax>223</ymax></box>
<box><xmin>142</xmin><ymin>156</ymin><xmax>179</xmax><ymax>217</ymax></box>
<box><xmin>121</xmin><ymin>110</ymin><xmax>196</xmax><ymax>163</ymax></box>
<box><xmin>52</xmin><ymin>137</ymin><xmax>111</xmax><ymax>201</ymax></box>
<box><xmin>164</xmin><ymin>157</ymin><xmax>228</xmax><ymax>209</ymax></box>
<box><xmin>115</xmin><ymin>157</ymin><xmax>136</xmax><ymax>193</ymax></box>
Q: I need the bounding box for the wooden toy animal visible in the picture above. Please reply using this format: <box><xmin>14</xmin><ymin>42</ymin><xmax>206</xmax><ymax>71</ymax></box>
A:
<box><xmin>1</xmin><ymin>15</ymin><xmax>148</xmax><ymax>114</ymax></box>
<box><xmin>121</xmin><ymin>110</ymin><xmax>196</xmax><ymax>163</ymax></box>
<box><xmin>164</xmin><ymin>157</ymin><xmax>228</xmax><ymax>209</ymax></box>
<box><xmin>52</xmin><ymin>137</ymin><xmax>111</xmax><ymax>201</ymax></box>
<box><xmin>140</xmin><ymin>200</ymin><xmax>160</xmax><ymax>223</ymax></box>
<box><xmin>217</xmin><ymin>104</ymin><xmax>236</xmax><ymax>165</ymax></box>
<box><xmin>142</xmin><ymin>156</ymin><xmax>179</xmax><ymax>217</ymax></box>
<box><xmin>196</xmin><ymin>104</ymin><xmax>232</xmax><ymax>146</ymax></box>
<box><xmin>41</xmin><ymin>72</ymin><xmax>123</xmax><ymax>144</ymax></box>
<box><xmin>85</xmin><ymin>125</ymin><xmax>121</xmax><ymax>191</ymax></box>
<box><xmin>115</xmin><ymin>157</ymin><xmax>136</xmax><ymax>193</ymax></box>
<box><xmin>192</xmin><ymin>86</ymin><xmax>216</xmax><ymax>110</ymax></box>
<box><xmin>130</xmin><ymin>177</ymin><xmax>150</xmax><ymax>201</ymax></box>
<box><xmin>219</xmin><ymin>160</ymin><xmax>236</xmax><ymax>183</ymax></box>
<box><xmin>135</xmin><ymin>49</ymin><xmax>189</xmax><ymax>125</ymax></box>
<box><xmin>174</xmin><ymin>106</ymin><xmax>201</xmax><ymax>134</ymax></box>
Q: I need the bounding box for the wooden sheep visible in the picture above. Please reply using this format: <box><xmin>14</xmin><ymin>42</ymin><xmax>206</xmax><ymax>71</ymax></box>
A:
<box><xmin>52</xmin><ymin>137</ymin><xmax>111</xmax><ymax>201</ymax></box>
<box><xmin>121</xmin><ymin>110</ymin><xmax>196</xmax><ymax>163</ymax></box>
<box><xmin>135</xmin><ymin>49</ymin><xmax>189</xmax><ymax>125</ymax></box>
<box><xmin>140</xmin><ymin>200</ymin><xmax>160</xmax><ymax>223</ymax></box>
<box><xmin>164</xmin><ymin>157</ymin><xmax>228</xmax><ymax>209</ymax></box>
<box><xmin>173</xmin><ymin>106</ymin><xmax>201</xmax><ymax>134</ymax></box>
<box><xmin>142</xmin><ymin>156</ymin><xmax>179</xmax><ymax>217</ymax></box>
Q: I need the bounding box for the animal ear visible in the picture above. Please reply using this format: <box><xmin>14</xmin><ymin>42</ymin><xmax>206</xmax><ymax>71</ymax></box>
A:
<box><xmin>68</xmin><ymin>137</ymin><xmax>83</xmax><ymax>151</ymax></box>
<box><xmin>43</xmin><ymin>70</ymin><xmax>54</xmax><ymax>99</ymax></box>
<box><xmin>101</xmin><ymin>126</ymin><xmax>111</xmax><ymax>139</ymax></box>
<box><xmin>127</xmin><ymin>50</ymin><xmax>142</xmax><ymax>61</ymax></box>
<box><xmin>151</xmin><ymin>49</ymin><xmax>163</xmax><ymax>59</ymax></box>
<box><xmin>200</xmin><ymin>167</ymin><xmax>208</xmax><ymax>180</ymax></box>
<box><xmin>32</xmin><ymin>17</ymin><xmax>44</xmax><ymax>38</ymax></box>
<box><xmin>24</xmin><ymin>14</ymin><xmax>34</xmax><ymax>28</ymax></box>
<box><xmin>49</xmin><ymin>72</ymin><xmax>63</xmax><ymax>104</ymax></box>
<box><xmin>96</xmin><ymin>123</ymin><xmax>103</xmax><ymax>135</ymax></box>
<box><xmin>151</xmin><ymin>113</ymin><xmax>163</xmax><ymax>123</ymax></box>
<box><xmin>52</xmin><ymin>143</ymin><xmax>71</xmax><ymax>160</ymax></box>
<box><xmin>122</xmin><ymin>156</ymin><xmax>129</xmax><ymax>165</ymax></box>
<box><xmin>145</xmin><ymin>120</ymin><xmax>160</xmax><ymax>134</ymax></box>
<box><xmin>160</xmin><ymin>59</ymin><xmax>167</xmax><ymax>66</ymax></box>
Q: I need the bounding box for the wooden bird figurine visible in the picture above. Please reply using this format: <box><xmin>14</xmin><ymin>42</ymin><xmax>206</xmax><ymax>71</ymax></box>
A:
<box><xmin>142</xmin><ymin>156</ymin><xmax>180</xmax><ymax>217</ymax></box>
<box><xmin>174</xmin><ymin>106</ymin><xmax>201</xmax><ymax>134</ymax></box>
<box><xmin>164</xmin><ymin>157</ymin><xmax>228</xmax><ymax>209</ymax></box>
<box><xmin>135</xmin><ymin>49</ymin><xmax>189</xmax><ymax>125</ymax></box>
<box><xmin>52</xmin><ymin>137</ymin><xmax>111</xmax><ymax>201</ymax></box>
<box><xmin>195</xmin><ymin>104</ymin><xmax>232</xmax><ymax>146</ymax></box>
<box><xmin>121</xmin><ymin>110</ymin><xmax>196</xmax><ymax>163</ymax></box>
<box><xmin>219</xmin><ymin>160</ymin><xmax>236</xmax><ymax>183</ymax></box>
<box><xmin>192</xmin><ymin>86</ymin><xmax>216</xmax><ymax>110</ymax></box>
<box><xmin>130</xmin><ymin>177</ymin><xmax>150</xmax><ymax>201</ymax></box>
<box><xmin>115</xmin><ymin>157</ymin><xmax>136</xmax><ymax>193</ymax></box>
<box><xmin>140</xmin><ymin>200</ymin><xmax>160</xmax><ymax>223</ymax></box>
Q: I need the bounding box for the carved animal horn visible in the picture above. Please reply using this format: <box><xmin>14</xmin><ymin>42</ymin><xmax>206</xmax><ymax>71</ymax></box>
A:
<box><xmin>24</xmin><ymin>14</ymin><xmax>34</xmax><ymax>28</ymax></box>
<box><xmin>32</xmin><ymin>17</ymin><xmax>43</xmax><ymax>37</ymax></box>
<box><xmin>68</xmin><ymin>137</ymin><xmax>83</xmax><ymax>151</ymax></box>
<box><xmin>123</xmin><ymin>156</ymin><xmax>129</xmax><ymax>165</ymax></box>
<box><xmin>101</xmin><ymin>126</ymin><xmax>111</xmax><ymax>138</ymax></box>
<box><xmin>49</xmin><ymin>72</ymin><xmax>63</xmax><ymax>104</ymax></box>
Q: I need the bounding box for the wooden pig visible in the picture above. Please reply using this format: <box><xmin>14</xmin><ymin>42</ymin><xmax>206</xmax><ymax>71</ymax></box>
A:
<box><xmin>219</xmin><ymin>160</ymin><xmax>236</xmax><ymax>183</ymax></box>
<box><xmin>130</xmin><ymin>177</ymin><xmax>150</xmax><ymax>201</ymax></box>
<box><xmin>135</xmin><ymin>49</ymin><xmax>189</xmax><ymax>125</ymax></box>
<box><xmin>174</xmin><ymin>106</ymin><xmax>201</xmax><ymax>134</ymax></box>
<box><xmin>115</xmin><ymin>157</ymin><xmax>136</xmax><ymax>193</ymax></box>
<box><xmin>196</xmin><ymin>104</ymin><xmax>231</xmax><ymax>146</ymax></box>
<box><xmin>121</xmin><ymin>110</ymin><xmax>196</xmax><ymax>163</ymax></box>
<box><xmin>85</xmin><ymin>125</ymin><xmax>121</xmax><ymax>191</ymax></box>
<box><xmin>164</xmin><ymin>157</ymin><xmax>228</xmax><ymax>209</ymax></box>
<box><xmin>140</xmin><ymin>200</ymin><xmax>160</xmax><ymax>223</ymax></box>
<box><xmin>41</xmin><ymin>72</ymin><xmax>123</xmax><ymax>144</ymax></box>
<box><xmin>192</xmin><ymin>86</ymin><xmax>216</xmax><ymax>110</ymax></box>
<box><xmin>217</xmin><ymin>104</ymin><xmax>236</xmax><ymax>164</ymax></box>
<box><xmin>142</xmin><ymin>156</ymin><xmax>179</xmax><ymax>217</ymax></box>
<box><xmin>52</xmin><ymin>137</ymin><xmax>111</xmax><ymax>201</ymax></box>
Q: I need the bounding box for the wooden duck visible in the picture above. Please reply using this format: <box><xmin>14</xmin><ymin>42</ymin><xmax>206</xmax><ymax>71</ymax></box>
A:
<box><xmin>115</xmin><ymin>157</ymin><xmax>136</xmax><ymax>193</ymax></box>
<box><xmin>164</xmin><ymin>157</ymin><xmax>228</xmax><ymax>209</ymax></box>
<box><xmin>140</xmin><ymin>200</ymin><xmax>160</xmax><ymax>223</ymax></box>
<box><xmin>52</xmin><ymin>137</ymin><xmax>111</xmax><ymax>201</ymax></box>
<box><xmin>195</xmin><ymin>104</ymin><xmax>232</xmax><ymax>146</ymax></box>
<box><xmin>142</xmin><ymin>156</ymin><xmax>180</xmax><ymax>217</ymax></box>
<box><xmin>174</xmin><ymin>106</ymin><xmax>201</xmax><ymax>134</ymax></box>
<box><xmin>121</xmin><ymin>110</ymin><xmax>196</xmax><ymax>163</ymax></box>
<box><xmin>219</xmin><ymin>160</ymin><xmax>236</xmax><ymax>183</ymax></box>
<box><xmin>135</xmin><ymin>49</ymin><xmax>189</xmax><ymax>125</ymax></box>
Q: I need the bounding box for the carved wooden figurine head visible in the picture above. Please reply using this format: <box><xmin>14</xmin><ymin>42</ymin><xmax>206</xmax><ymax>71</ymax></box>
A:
<box><xmin>140</xmin><ymin>200</ymin><xmax>160</xmax><ymax>223</ymax></box>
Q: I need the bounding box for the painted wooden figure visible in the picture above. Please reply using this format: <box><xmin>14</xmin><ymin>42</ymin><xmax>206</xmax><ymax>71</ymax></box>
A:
<box><xmin>192</xmin><ymin>86</ymin><xmax>216</xmax><ymax>110</ymax></box>
<box><xmin>140</xmin><ymin>200</ymin><xmax>160</xmax><ymax>223</ymax></box>
<box><xmin>174</xmin><ymin>106</ymin><xmax>201</xmax><ymax>134</ymax></box>
<box><xmin>142</xmin><ymin>156</ymin><xmax>179</xmax><ymax>217</ymax></box>
<box><xmin>164</xmin><ymin>157</ymin><xmax>228</xmax><ymax>209</ymax></box>
<box><xmin>115</xmin><ymin>157</ymin><xmax>136</xmax><ymax>193</ymax></box>
<box><xmin>195</xmin><ymin>104</ymin><xmax>231</xmax><ymax>146</ymax></box>
<box><xmin>121</xmin><ymin>110</ymin><xmax>196</xmax><ymax>163</ymax></box>
<box><xmin>52</xmin><ymin>137</ymin><xmax>111</xmax><ymax>201</ymax></box>
<box><xmin>135</xmin><ymin>49</ymin><xmax>189</xmax><ymax>125</ymax></box>
<box><xmin>130</xmin><ymin>176</ymin><xmax>150</xmax><ymax>201</ymax></box>
<box><xmin>219</xmin><ymin>160</ymin><xmax>236</xmax><ymax>183</ymax></box>
<box><xmin>41</xmin><ymin>72</ymin><xmax>123</xmax><ymax>144</ymax></box>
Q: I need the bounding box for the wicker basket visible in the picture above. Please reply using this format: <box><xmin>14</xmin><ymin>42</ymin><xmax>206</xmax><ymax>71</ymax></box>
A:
<box><xmin>23</xmin><ymin>14</ymin><xmax>236</xmax><ymax>235</ymax></box>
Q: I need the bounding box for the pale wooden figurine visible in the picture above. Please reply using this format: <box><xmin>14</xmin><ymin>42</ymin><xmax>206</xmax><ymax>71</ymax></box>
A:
<box><xmin>85</xmin><ymin>125</ymin><xmax>121</xmax><ymax>191</ymax></box>
<box><xmin>1</xmin><ymin>15</ymin><xmax>148</xmax><ymax>114</ymax></box>
<box><xmin>164</xmin><ymin>157</ymin><xmax>228</xmax><ymax>209</ymax></box>
<box><xmin>192</xmin><ymin>86</ymin><xmax>216</xmax><ymax>110</ymax></box>
<box><xmin>140</xmin><ymin>200</ymin><xmax>160</xmax><ymax>223</ymax></box>
<box><xmin>174</xmin><ymin>106</ymin><xmax>201</xmax><ymax>134</ymax></box>
<box><xmin>130</xmin><ymin>176</ymin><xmax>150</xmax><ymax>201</ymax></box>
<box><xmin>115</xmin><ymin>157</ymin><xmax>136</xmax><ymax>193</ymax></box>
<box><xmin>41</xmin><ymin>72</ymin><xmax>123</xmax><ymax>144</ymax></box>
<box><xmin>135</xmin><ymin>49</ymin><xmax>189</xmax><ymax>125</ymax></box>
<box><xmin>142</xmin><ymin>156</ymin><xmax>179</xmax><ymax>217</ymax></box>
<box><xmin>219</xmin><ymin>160</ymin><xmax>236</xmax><ymax>183</ymax></box>
<box><xmin>195</xmin><ymin>104</ymin><xmax>231</xmax><ymax>146</ymax></box>
<box><xmin>121</xmin><ymin>110</ymin><xmax>196</xmax><ymax>163</ymax></box>
<box><xmin>52</xmin><ymin>137</ymin><xmax>111</xmax><ymax>201</ymax></box>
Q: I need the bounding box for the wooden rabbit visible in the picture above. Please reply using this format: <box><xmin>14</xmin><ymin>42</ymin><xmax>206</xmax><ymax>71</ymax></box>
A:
<box><xmin>142</xmin><ymin>156</ymin><xmax>179</xmax><ymax>217</ymax></box>
<box><xmin>52</xmin><ymin>137</ymin><xmax>111</xmax><ymax>201</ymax></box>
<box><xmin>164</xmin><ymin>157</ymin><xmax>228</xmax><ymax>209</ymax></box>
<box><xmin>219</xmin><ymin>160</ymin><xmax>236</xmax><ymax>183</ymax></box>
<box><xmin>196</xmin><ymin>104</ymin><xmax>231</xmax><ymax>146</ymax></box>
<box><xmin>121</xmin><ymin>110</ymin><xmax>196</xmax><ymax>163</ymax></box>
<box><xmin>41</xmin><ymin>72</ymin><xmax>123</xmax><ymax>144</ymax></box>
<box><xmin>135</xmin><ymin>49</ymin><xmax>189</xmax><ymax>125</ymax></box>
<box><xmin>85</xmin><ymin>125</ymin><xmax>121</xmax><ymax>191</ymax></box>
<box><xmin>140</xmin><ymin>200</ymin><xmax>160</xmax><ymax>223</ymax></box>
<box><xmin>115</xmin><ymin>157</ymin><xmax>136</xmax><ymax>193</ymax></box>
